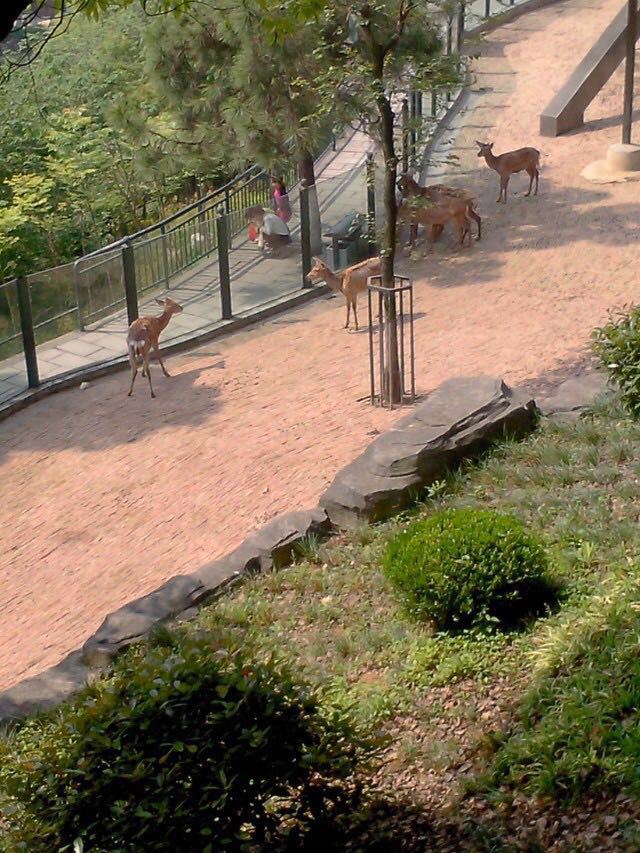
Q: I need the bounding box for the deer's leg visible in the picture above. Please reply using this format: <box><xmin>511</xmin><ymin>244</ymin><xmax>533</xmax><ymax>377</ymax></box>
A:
<box><xmin>501</xmin><ymin>176</ymin><xmax>509</xmax><ymax>204</ymax></box>
<box><xmin>352</xmin><ymin>298</ymin><xmax>359</xmax><ymax>332</ymax></box>
<box><xmin>154</xmin><ymin>344</ymin><xmax>171</xmax><ymax>377</ymax></box>
<box><xmin>143</xmin><ymin>356</ymin><xmax>156</xmax><ymax>398</ymax></box>
<box><xmin>127</xmin><ymin>351</ymin><xmax>138</xmax><ymax>397</ymax></box>
<box><xmin>431</xmin><ymin>224</ymin><xmax>444</xmax><ymax>242</ymax></box>
<box><xmin>344</xmin><ymin>299</ymin><xmax>351</xmax><ymax>329</ymax></box>
<box><xmin>469</xmin><ymin>208</ymin><xmax>481</xmax><ymax>240</ymax></box>
<box><xmin>534</xmin><ymin>169</ymin><xmax>539</xmax><ymax>195</ymax></box>
<box><xmin>524</xmin><ymin>169</ymin><xmax>535</xmax><ymax>197</ymax></box>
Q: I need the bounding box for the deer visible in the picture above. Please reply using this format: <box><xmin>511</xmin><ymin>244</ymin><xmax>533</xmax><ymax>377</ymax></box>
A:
<box><xmin>126</xmin><ymin>297</ymin><xmax>183</xmax><ymax>399</ymax></box>
<box><xmin>397</xmin><ymin>174</ymin><xmax>482</xmax><ymax>240</ymax></box>
<box><xmin>475</xmin><ymin>141</ymin><xmax>540</xmax><ymax>204</ymax></box>
<box><xmin>397</xmin><ymin>196</ymin><xmax>471</xmax><ymax>250</ymax></box>
<box><xmin>306</xmin><ymin>255</ymin><xmax>381</xmax><ymax>331</ymax></box>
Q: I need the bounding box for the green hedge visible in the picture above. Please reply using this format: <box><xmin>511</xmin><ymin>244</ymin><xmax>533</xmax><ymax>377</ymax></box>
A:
<box><xmin>593</xmin><ymin>306</ymin><xmax>639</xmax><ymax>415</ymax></box>
<box><xmin>0</xmin><ymin>634</ymin><xmax>367</xmax><ymax>852</ymax></box>
<box><xmin>383</xmin><ymin>508</ymin><xmax>554</xmax><ymax>631</ymax></box>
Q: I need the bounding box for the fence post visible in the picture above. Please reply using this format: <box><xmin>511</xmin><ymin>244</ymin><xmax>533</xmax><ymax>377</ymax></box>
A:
<box><xmin>216</xmin><ymin>205</ymin><xmax>233</xmax><ymax>319</ymax></box>
<box><xmin>401</xmin><ymin>98</ymin><xmax>410</xmax><ymax>174</ymax></box>
<box><xmin>160</xmin><ymin>224</ymin><xmax>170</xmax><ymax>287</ymax></box>
<box><xmin>16</xmin><ymin>276</ymin><xmax>39</xmax><ymax>388</ymax></box>
<box><xmin>409</xmin><ymin>92</ymin><xmax>417</xmax><ymax>163</ymax></box>
<box><xmin>485</xmin><ymin>0</ymin><xmax>491</xmax><ymax>17</ymax></box>
<box><xmin>366</xmin><ymin>153</ymin><xmax>377</xmax><ymax>256</ymax></box>
<box><xmin>121</xmin><ymin>241</ymin><xmax>139</xmax><ymax>327</ymax></box>
<box><xmin>457</xmin><ymin>1</ymin><xmax>465</xmax><ymax>47</ymax></box>
<box><xmin>300</xmin><ymin>180</ymin><xmax>312</xmax><ymax>287</ymax></box>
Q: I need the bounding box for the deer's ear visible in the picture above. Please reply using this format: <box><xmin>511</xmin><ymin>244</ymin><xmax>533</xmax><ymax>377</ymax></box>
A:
<box><xmin>155</xmin><ymin>298</ymin><xmax>165</xmax><ymax>305</ymax></box>
<box><xmin>489</xmin><ymin>143</ymin><xmax>494</xmax><ymax>149</ymax></box>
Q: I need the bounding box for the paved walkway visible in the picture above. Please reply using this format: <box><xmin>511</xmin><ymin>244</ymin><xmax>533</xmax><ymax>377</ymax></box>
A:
<box><xmin>0</xmin><ymin>129</ymin><xmax>372</xmax><ymax>406</ymax></box>
<box><xmin>2</xmin><ymin>0</ymin><xmax>640</xmax><ymax>691</ymax></box>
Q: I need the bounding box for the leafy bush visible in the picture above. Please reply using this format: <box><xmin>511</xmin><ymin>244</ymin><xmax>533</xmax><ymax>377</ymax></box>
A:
<box><xmin>383</xmin><ymin>508</ymin><xmax>554</xmax><ymax>631</ymax></box>
<box><xmin>0</xmin><ymin>634</ymin><xmax>368</xmax><ymax>852</ymax></box>
<box><xmin>592</xmin><ymin>305</ymin><xmax>639</xmax><ymax>414</ymax></box>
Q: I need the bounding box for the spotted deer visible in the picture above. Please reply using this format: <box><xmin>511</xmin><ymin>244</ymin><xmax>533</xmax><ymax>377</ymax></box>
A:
<box><xmin>126</xmin><ymin>297</ymin><xmax>183</xmax><ymax>398</ymax></box>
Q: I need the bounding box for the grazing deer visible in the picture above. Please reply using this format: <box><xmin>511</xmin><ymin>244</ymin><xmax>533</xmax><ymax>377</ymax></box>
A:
<box><xmin>475</xmin><ymin>141</ymin><xmax>540</xmax><ymax>204</ymax></box>
<box><xmin>126</xmin><ymin>297</ymin><xmax>183</xmax><ymax>399</ymax></box>
<box><xmin>397</xmin><ymin>197</ymin><xmax>471</xmax><ymax>250</ymax></box>
<box><xmin>306</xmin><ymin>256</ymin><xmax>381</xmax><ymax>331</ymax></box>
<box><xmin>397</xmin><ymin>174</ymin><xmax>482</xmax><ymax>240</ymax></box>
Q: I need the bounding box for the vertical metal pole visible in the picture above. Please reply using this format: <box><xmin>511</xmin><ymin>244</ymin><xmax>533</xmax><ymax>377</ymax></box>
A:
<box><xmin>446</xmin><ymin>18</ymin><xmax>453</xmax><ymax>102</ymax></box>
<box><xmin>431</xmin><ymin>90</ymin><xmax>437</xmax><ymax>118</ymax></box>
<box><xmin>398</xmin><ymin>280</ymin><xmax>405</xmax><ymax>400</ymax></box>
<box><xmin>332</xmin><ymin>133</ymin><xmax>337</xmax><ymax>152</ymax></box>
<box><xmin>368</xmin><ymin>286</ymin><xmax>375</xmax><ymax>404</ymax></box>
<box><xmin>378</xmin><ymin>289</ymin><xmax>384</xmax><ymax>407</ymax></box>
<box><xmin>622</xmin><ymin>0</ymin><xmax>637</xmax><ymax>145</ymax></box>
<box><xmin>121</xmin><ymin>241</ymin><xmax>139</xmax><ymax>327</ymax></box>
<box><xmin>160</xmin><ymin>224</ymin><xmax>170</xmax><ymax>287</ymax></box>
<box><xmin>457</xmin><ymin>1</ymin><xmax>465</xmax><ymax>46</ymax></box>
<box><xmin>73</xmin><ymin>260</ymin><xmax>84</xmax><ymax>331</ymax></box>
<box><xmin>16</xmin><ymin>277</ymin><xmax>39</xmax><ymax>388</ymax></box>
<box><xmin>409</xmin><ymin>282</ymin><xmax>415</xmax><ymax>401</ymax></box>
<box><xmin>216</xmin><ymin>205</ymin><xmax>233</xmax><ymax>319</ymax></box>
<box><xmin>300</xmin><ymin>180</ymin><xmax>312</xmax><ymax>287</ymax></box>
<box><xmin>485</xmin><ymin>0</ymin><xmax>490</xmax><ymax>18</ymax></box>
<box><xmin>409</xmin><ymin>93</ymin><xmax>417</xmax><ymax>162</ymax></box>
<box><xmin>402</xmin><ymin>98</ymin><xmax>410</xmax><ymax>174</ymax></box>
<box><xmin>366</xmin><ymin>153</ymin><xmax>377</xmax><ymax>256</ymax></box>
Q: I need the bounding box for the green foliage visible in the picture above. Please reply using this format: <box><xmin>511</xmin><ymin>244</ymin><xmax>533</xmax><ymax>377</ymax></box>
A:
<box><xmin>0</xmin><ymin>634</ymin><xmax>367</xmax><ymax>852</ymax></box>
<box><xmin>592</xmin><ymin>305</ymin><xmax>640</xmax><ymax>415</ymax></box>
<box><xmin>383</xmin><ymin>508</ymin><xmax>555</xmax><ymax>631</ymax></box>
<box><xmin>482</xmin><ymin>574</ymin><xmax>640</xmax><ymax>800</ymax></box>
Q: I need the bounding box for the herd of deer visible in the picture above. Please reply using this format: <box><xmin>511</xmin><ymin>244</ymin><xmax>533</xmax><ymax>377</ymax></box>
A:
<box><xmin>126</xmin><ymin>140</ymin><xmax>541</xmax><ymax>396</ymax></box>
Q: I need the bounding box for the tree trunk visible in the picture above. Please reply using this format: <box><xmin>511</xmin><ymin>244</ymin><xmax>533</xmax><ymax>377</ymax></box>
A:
<box><xmin>298</xmin><ymin>151</ymin><xmax>322</xmax><ymax>254</ymax></box>
<box><xmin>378</xmin><ymin>94</ymin><xmax>402</xmax><ymax>405</ymax></box>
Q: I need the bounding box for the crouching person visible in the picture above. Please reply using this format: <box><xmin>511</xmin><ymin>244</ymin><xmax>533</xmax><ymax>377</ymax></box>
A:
<box><xmin>246</xmin><ymin>205</ymin><xmax>292</xmax><ymax>256</ymax></box>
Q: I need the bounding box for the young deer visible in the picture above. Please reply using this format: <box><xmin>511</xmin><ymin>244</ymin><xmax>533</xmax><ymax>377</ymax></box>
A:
<box><xmin>397</xmin><ymin>174</ymin><xmax>482</xmax><ymax>240</ymax></box>
<box><xmin>126</xmin><ymin>297</ymin><xmax>183</xmax><ymax>399</ymax></box>
<box><xmin>476</xmin><ymin>141</ymin><xmax>540</xmax><ymax>204</ymax></box>
<box><xmin>397</xmin><ymin>196</ymin><xmax>471</xmax><ymax>250</ymax></box>
<box><xmin>306</xmin><ymin>256</ymin><xmax>381</xmax><ymax>331</ymax></box>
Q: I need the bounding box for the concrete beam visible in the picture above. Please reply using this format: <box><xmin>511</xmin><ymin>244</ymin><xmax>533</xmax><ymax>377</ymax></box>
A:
<box><xmin>540</xmin><ymin>1</ymin><xmax>640</xmax><ymax>137</ymax></box>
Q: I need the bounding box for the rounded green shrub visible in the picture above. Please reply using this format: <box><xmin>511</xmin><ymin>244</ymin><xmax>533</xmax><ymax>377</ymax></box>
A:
<box><xmin>0</xmin><ymin>634</ymin><xmax>368</xmax><ymax>852</ymax></box>
<box><xmin>383</xmin><ymin>508</ymin><xmax>553</xmax><ymax>631</ymax></box>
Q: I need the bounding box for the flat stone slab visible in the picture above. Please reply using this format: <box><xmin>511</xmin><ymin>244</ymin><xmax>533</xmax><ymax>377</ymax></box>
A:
<box><xmin>0</xmin><ymin>651</ymin><xmax>91</xmax><ymax>722</ymax></box>
<box><xmin>320</xmin><ymin>377</ymin><xmax>536</xmax><ymax>527</ymax></box>
<box><xmin>537</xmin><ymin>371</ymin><xmax>611</xmax><ymax>418</ymax></box>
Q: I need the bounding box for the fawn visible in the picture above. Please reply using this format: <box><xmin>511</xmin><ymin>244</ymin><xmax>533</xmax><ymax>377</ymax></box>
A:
<box><xmin>476</xmin><ymin>141</ymin><xmax>540</xmax><ymax>203</ymax></box>
<box><xmin>306</xmin><ymin>255</ymin><xmax>381</xmax><ymax>331</ymax></box>
<box><xmin>126</xmin><ymin>297</ymin><xmax>183</xmax><ymax>399</ymax></box>
<box><xmin>397</xmin><ymin>174</ymin><xmax>482</xmax><ymax>240</ymax></box>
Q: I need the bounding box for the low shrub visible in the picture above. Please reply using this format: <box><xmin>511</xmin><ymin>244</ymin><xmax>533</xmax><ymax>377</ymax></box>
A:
<box><xmin>0</xmin><ymin>633</ymin><xmax>369</xmax><ymax>852</ymax></box>
<box><xmin>592</xmin><ymin>305</ymin><xmax>640</xmax><ymax>414</ymax></box>
<box><xmin>383</xmin><ymin>508</ymin><xmax>554</xmax><ymax>631</ymax></box>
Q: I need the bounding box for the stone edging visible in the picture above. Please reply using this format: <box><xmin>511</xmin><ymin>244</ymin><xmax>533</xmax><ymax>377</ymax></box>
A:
<box><xmin>0</xmin><ymin>371</ymin><xmax>610</xmax><ymax>722</ymax></box>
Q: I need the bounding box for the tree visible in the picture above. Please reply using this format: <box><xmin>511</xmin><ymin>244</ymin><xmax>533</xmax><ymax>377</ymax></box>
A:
<box><xmin>108</xmin><ymin>2</ymin><xmax>339</xmax><ymax>251</ymax></box>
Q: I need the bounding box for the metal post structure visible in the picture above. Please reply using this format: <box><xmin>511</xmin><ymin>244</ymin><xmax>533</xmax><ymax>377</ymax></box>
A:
<box><xmin>216</xmin><ymin>205</ymin><xmax>233</xmax><ymax>319</ymax></box>
<box><xmin>365</xmin><ymin>153</ymin><xmax>377</xmax><ymax>256</ymax></box>
<box><xmin>299</xmin><ymin>180</ymin><xmax>313</xmax><ymax>287</ymax></box>
<box><xmin>121</xmin><ymin>241</ymin><xmax>139</xmax><ymax>328</ymax></box>
<box><xmin>623</xmin><ymin>0</ymin><xmax>638</xmax><ymax>144</ymax></box>
<box><xmin>401</xmin><ymin>98</ymin><xmax>410</xmax><ymax>174</ymax></box>
<box><xmin>160</xmin><ymin>223</ymin><xmax>170</xmax><ymax>287</ymax></box>
<box><xmin>457</xmin><ymin>1</ymin><xmax>465</xmax><ymax>46</ymax></box>
<box><xmin>367</xmin><ymin>275</ymin><xmax>415</xmax><ymax>409</ymax></box>
<box><xmin>485</xmin><ymin>0</ymin><xmax>491</xmax><ymax>18</ymax></box>
<box><xmin>15</xmin><ymin>276</ymin><xmax>39</xmax><ymax>388</ymax></box>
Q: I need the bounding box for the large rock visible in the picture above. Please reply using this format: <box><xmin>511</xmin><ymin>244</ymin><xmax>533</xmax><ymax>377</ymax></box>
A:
<box><xmin>320</xmin><ymin>377</ymin><xmax>536</xmax><ymax>527</ymax></box>
<box><xmin>536</xmin><ymin>371</ymin><xmax>611</xmax><ymax>420</ymax></box>
<box><xmin>0</xmin><ymin>650</ymin><xmax>91</xmax><ymax>722</ymax></box>
<box><xmin>82</xmin><ymin>508</ymin><xmax>331</xmax><ymax>668</ymax></box>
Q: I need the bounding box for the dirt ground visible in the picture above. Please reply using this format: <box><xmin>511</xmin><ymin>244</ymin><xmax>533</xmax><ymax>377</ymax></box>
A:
<box><xmin>2</xmin><ymin>0</ymin><xmax>640</xmax><ymax>691</ymax></box>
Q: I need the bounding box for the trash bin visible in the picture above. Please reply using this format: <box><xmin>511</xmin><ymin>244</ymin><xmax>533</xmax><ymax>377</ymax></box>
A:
<box><xmin>323</xmin><ymin>211</ymin><xmax>369</xmax><ymax>268</ymax></box>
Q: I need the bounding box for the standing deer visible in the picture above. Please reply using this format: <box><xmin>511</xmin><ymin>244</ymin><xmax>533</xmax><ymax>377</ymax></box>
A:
<box><xmin>397</xmin><ymin>174</ymin><xmax>482</xmax><ymax>240</ymax></box>
<box><xmin>476</xmin><ymin>140</ymin><xmax>540</xmax><ymax>204</ymax></box>
<box><xmin>126</xmin><ymin>297</ymin><xmax>183</xmax><ymax>398</ymax></box>
<box><xmin>306</xmin><ymin>256</ymin><xmax>381</xmax><ymax>331</ymax></box>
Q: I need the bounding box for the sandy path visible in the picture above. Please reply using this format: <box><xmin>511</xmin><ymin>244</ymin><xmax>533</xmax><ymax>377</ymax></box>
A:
<box><xmin>2</xmin><ymin>0</ymin><xmax>640</xmax><ymax>690</ymax></box>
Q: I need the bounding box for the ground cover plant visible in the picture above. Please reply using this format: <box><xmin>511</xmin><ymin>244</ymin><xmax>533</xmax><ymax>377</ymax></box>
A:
<box><xmin>5</xmin><ymin>395</ymin><xmax>640</xmax><ymax>848</ymax></box>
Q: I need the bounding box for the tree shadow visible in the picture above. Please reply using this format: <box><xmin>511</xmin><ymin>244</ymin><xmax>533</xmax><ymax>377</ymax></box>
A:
<box><xmin>0</xmin><ymin>359</ymin><xmax>224</xmax><ymax>461</ymax></box>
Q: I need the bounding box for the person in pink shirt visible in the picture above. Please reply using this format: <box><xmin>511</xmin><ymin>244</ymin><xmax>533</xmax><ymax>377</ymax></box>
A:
<box><xmin>271</xmin><ymin>176</ymin><xmax>292</xmax><ymax>224</ymax></box>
